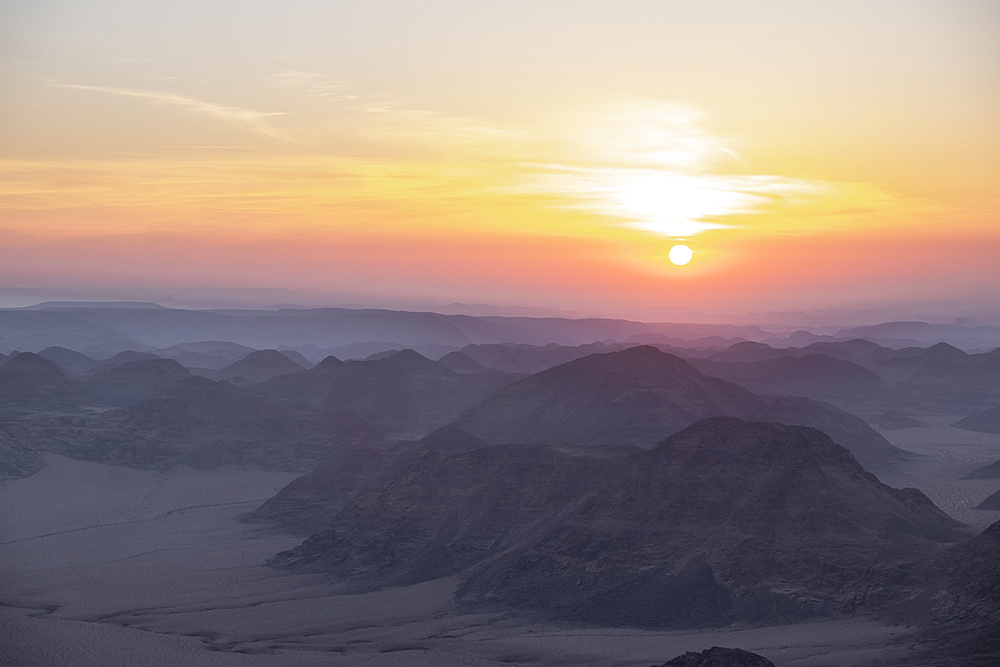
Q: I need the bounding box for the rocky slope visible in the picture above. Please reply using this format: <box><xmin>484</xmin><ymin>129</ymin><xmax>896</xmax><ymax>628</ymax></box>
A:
<box><xmin>266</xmin><ymin>418</ymin><xmax>962</xmax><ymax>627</ymax></box>
<box><xmin>975</xmin><ymin>488</ymin><xmax>1000</xmax><ymax>510</ymax></box>
<box><xmin>953</xmin><ymin>405</ymin><xmax>1000</xmax><ymax>434</ymax></box>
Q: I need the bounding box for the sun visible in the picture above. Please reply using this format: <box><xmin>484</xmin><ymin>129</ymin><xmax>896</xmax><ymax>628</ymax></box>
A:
<box><xmin>668</xmin><ymin>244</ymin><xmax>693</xmax><ymax>266</ymax></box>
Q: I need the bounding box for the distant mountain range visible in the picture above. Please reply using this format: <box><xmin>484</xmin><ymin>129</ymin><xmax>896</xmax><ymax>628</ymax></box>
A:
<box><xmin>0</xmin><ymin>303</ymin><xmax>771</xmax><ymax>356</ymax></box>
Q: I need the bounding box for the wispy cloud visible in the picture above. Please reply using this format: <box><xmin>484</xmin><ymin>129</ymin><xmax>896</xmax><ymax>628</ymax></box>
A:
<box><xmin>526</xmin><ymin>100</ymin><xmax>825</xmax><ymax>238</ymax></box>
<box><xmin>528</xmin><ymin>167</ymin><xmax>823</xmax><ymax>237</ymax></box>
<box><xmin>56</xmin><ymin>82</ymin><xmax>293</xmax><ymax>140</ymax></box>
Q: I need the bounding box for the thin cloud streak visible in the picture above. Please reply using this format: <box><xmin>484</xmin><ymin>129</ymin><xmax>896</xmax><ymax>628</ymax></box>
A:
<box><xmin>56</xmin><ymin>82</ymin><xmax>294</xmax><ymax>141</ymax></box>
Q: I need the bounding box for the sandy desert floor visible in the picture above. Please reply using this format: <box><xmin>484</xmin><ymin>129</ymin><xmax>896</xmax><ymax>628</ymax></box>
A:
<box><xmin>875</xmin><ymin>413</ymin><xmax>1000</xmax><ymax>531</ymax></box>
<box><xmin>2</xmin><ymin>423</ymin><xmax>997</xmax><ymax>666</ymax></box>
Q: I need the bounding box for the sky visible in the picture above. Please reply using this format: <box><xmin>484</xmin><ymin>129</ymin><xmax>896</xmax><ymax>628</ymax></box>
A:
<box><xmin>1</xmin><ymin>0</ymin><xmax>998</xmax><ymax>320</ymax></box>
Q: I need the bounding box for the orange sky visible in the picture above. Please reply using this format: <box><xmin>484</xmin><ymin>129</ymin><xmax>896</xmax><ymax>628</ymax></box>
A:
<box><xmin>1</xmin><ymin>1</ymin><xmax>998</xmax><ymax>318</ymax></box>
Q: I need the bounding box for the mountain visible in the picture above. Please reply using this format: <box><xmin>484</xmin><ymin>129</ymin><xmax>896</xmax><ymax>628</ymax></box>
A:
<box><xmin>873</xmin><ymin>345</ymin><xmax>1000</xmax><ymax>414</ymax></box>
<box><xmin>156</xmin><ymin>341</ymin><xmax>257</xmax><ymax>370</ymax></box>
<box><xmin>58</xmin><ymin>376</ymin><xmax>338</xmax><ymax>471</ymax></box>
<box><xmin>82</xmin><ymin>358</ymin><xmax>191</xmax><ymax>406</ymax></box>
<box><xmin>437</xmin><ymin>351</ymin><xmax>487</xmax><ymax>374</ymax></box>
<box><xmin>455</xmin><ymin>346</ymin><xmax>768</xmax><ymax>448</ymax></box>
<box><xmin>709</xmin><ymin>341</ymin><xmax>791</xmax><ymax>363</ymax></box>
<box><xmin>794</xmin><ymin>339</ymin><xmax>899</xmax><ymax>367</ymax></box>
<box><xmin>458</xmin><ymin>342</ymin><xmax>616</xmax><ymax>375</ymax></box>
<box><xmin>953</xmin><ymin>405</ymin><xmax>1000</xmax><ymax>434</ymax></box>
<box><xmin>691</xmin><ymin>354</ymin><xmax>886</xmax><ymax>406</ymax></box>
<box><xmin>454</xmin><ymin>346</ymin><xmax>905</xmax><ymax>468</ymax></box>
<box><xmin>0</xmin><ymin>303</ymin><xmax>779</xmax><ymax>354</ymax></box>
<box><xmin>218</xmin><ymin>349</ymin><xmax>305</xmax><ymax>384</ymax></box>
<box><xmin>976</xmin><ymin>489</ymin><xmax>1000</xmax><ymax>510</ymax></box>
<box><xmin>257</xmin><ymin>350</ymin><xmax>515</xmax><ymax>441</ymax></box>
<box><xmin>93</xmin><ymin>350</ymin><xmax>162</xmax><ymax>367</ymax></box>
<box><xmin>760</xmin><ymin>395</ymin><xmax>905</xmax><ymax>466</ymax></box>
<box><xmin>266</xmin><ymin>418</ymin><xmax>962</xmax><ymax>628</ymax></box>
<box><xmin>0</xmin><ymin>352</ymin><xmax>83</xmax><ymax>406</ymax></box>
<box><xmin>277</xmin><ymin>349</ymin><xmax>313</xmax><ymax>368</ymax></box>
<box><xmin>965</xmin><ymin>459</ymin><xmax>1000</xmax><ymax>479</ymax></box>
<box><xmin>657</xmin><ymin>647</ymin><xmax>775</xmax><ymax>667</ymax></box>
<box><xmin>836</xmin><ymin>321</ymin><xmax>1000</xmax><ymax>350</ymax></box>
<box><xmin>36</xmin><ymin>346</ymin><xmax>99</xmax><ymax>374</ymax></box>
<box><xmin>899</xmin><ymin>519</ymin><xmax>1000</xmax><ymax>666</ymax></box>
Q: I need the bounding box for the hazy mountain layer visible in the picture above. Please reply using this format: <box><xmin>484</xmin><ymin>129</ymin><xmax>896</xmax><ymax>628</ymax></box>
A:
<box><xmin>257</xmin><ymin>349</ymin><xmax>515</xmax><ymax>441</ymax></box>
<box><xmin>454</xmin><ymin>346</ymin><xmax>905</xmax><ymax>469</ymax></box>
<box><xmin>691</xmin><ymin>354</ymin><xmax>886</xmax><ymax>405</ymax></box>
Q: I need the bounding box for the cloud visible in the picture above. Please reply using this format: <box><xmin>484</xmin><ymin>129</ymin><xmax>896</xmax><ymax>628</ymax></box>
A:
<box><xmin>525</xmin><ymin>100</ymin><xmax>826</xmax><ymax>238</ymax></box>
<box><xmin>56</xmin><ymin>82</ymin><xmax>293</xmax><ymax>140</ymax></box>
<box><xmin>529</xmin><ymin>167</ymin><xmax>823</xmax><ymax>237</ymax></box>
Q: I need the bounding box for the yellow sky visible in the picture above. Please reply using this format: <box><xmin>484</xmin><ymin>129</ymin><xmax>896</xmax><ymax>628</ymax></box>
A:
<box><xmin>1</xmin><ymin>0</ymin><xmax>998</xmax><ymax>317</ymax></box>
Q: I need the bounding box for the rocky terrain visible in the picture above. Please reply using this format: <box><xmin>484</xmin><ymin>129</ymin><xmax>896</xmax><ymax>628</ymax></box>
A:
<box><xmin>265</xmin><ymin>418</ymin><xmax>963</xmax><ymax>627</ymax></box>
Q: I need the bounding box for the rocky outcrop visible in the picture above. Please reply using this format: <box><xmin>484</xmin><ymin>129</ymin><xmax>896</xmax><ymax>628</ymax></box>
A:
<box><xmin>656</xmin><ymin>646</ymin><xmax>775</xmax><ymax>667</ymax></box>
